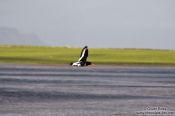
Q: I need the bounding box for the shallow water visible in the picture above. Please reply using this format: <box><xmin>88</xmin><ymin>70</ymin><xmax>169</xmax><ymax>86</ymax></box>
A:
<box><xmin>0</xmin><ymin>64</ymin><xmax>175</xmax><ymax>116</ymax></box>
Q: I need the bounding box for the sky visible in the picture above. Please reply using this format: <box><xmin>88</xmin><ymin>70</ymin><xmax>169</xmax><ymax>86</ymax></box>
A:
<box><xmin>0</xmin><ymin>0</ymin><xmax>175</xmax><ymax>49</ymax></box>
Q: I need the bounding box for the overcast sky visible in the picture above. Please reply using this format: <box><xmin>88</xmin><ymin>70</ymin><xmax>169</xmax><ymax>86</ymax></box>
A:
<box><xmin>0</xmin><ymin>0</ymin><xmax>175</xmax><ymax>49</ymax></box>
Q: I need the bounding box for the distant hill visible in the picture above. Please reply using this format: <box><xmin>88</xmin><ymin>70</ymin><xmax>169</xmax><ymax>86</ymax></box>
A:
<box><xmin>0</xmin><ymin>27</ymin><xmax>45</xmax><ymax>46</ymax></box>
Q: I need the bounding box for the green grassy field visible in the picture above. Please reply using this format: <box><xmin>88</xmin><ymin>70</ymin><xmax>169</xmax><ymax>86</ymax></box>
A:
<box><xmin>0</xmin><ymin>45</ymin><xmax>175</xmax><ymax>65</ymax></box>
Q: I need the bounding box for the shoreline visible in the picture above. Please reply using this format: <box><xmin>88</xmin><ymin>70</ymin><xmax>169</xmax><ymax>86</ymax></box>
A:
<box><xmin>1</xmin><ymin>63</ymin><xmax>175</xmax><ymax>68</ymax></box>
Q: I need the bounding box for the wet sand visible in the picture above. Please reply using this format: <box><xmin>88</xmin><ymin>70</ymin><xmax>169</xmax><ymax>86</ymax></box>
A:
<box><xmin>0</xmin><ymin>64</ymin><xmax>175</xmax><ymax>116</ymax></box>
